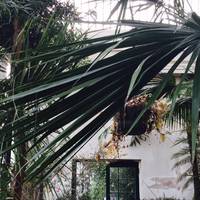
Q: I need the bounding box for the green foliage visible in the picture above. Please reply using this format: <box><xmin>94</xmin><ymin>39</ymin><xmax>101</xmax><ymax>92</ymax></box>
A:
<box><xmin>168</xmin><ymin>80</ymin><xmax>200</xmax><ymax>197</ymax></box>
<box><xmin>172</xmin><ymin>136</ymin><xmax>194</xmax><ymax>191</ymax></box>
<box><xmin>76</xmin><ymin>161</ymin><xmax>106</xmax><ymax>200</ymax></box>
<box><xmin>0</xmin><ymin>0</ymin><xmax>85</xmax><ymax>199</ymax></box>
<box><xmin>1</xmin><ymin>12</ymin><xmax>200</xmax><ymax>184</ymax></box>
<box><xmin>89</xmin><ymin>163</ymin><xmax>106</xmax><ymax>200</ymax></box>
<box><xmin>0</xmin><ymin>1</ymin><xmax>200</xmax><ymax>194</ymax></box>
<box><xmin>0</xmin><ymin>0</ymin><xmax>78</xmax><ymax>49</ymax></box>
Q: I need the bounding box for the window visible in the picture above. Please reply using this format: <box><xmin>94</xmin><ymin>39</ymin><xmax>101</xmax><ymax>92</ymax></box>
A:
<box><xmin>72</xmin><ymin>159</ymin><xmax>140</xmax><ymax>200</ymax></box>
<box><xmin>107</xmin><ymin>160</ymin><xmax>139</xmax><ymax>200</ymax></box>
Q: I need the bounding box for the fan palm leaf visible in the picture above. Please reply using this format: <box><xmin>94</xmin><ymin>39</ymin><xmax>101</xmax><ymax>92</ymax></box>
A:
<box><xmin>1</xmin><ymin>12</ymin><xmax>200</xmax><ymax>183</ymax></box>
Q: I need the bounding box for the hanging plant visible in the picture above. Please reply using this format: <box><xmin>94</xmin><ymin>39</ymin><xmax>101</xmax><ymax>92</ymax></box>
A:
<box><xmin>96</xmin><ymin>131</ymin><xmax>124</xmax><ymax>160</ymax></box>
<box><xmin>96</xmin><ymin>95</ymin><xmax>169</xmax><ymax>160</ymax></box>
<box><xmin>114</xmin><ymin>95</ymin><xmax>169</xmax><ymax>136</ymax></box>
<box><xmin>114</xmin><ymin>95</ymin><xmax>153</xmax><ymax>136</ymax></box>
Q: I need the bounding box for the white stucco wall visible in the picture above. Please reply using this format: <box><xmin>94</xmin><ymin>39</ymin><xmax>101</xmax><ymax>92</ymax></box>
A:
<box><xmin>75</xmin><ymin>127</ymin><xmax>194</xmax><ymax>200</ymax></box>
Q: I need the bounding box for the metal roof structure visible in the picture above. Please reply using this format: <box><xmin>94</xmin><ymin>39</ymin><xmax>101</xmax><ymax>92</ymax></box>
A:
<box><xmin>71</xmin><ymin>0</ymin><xmax>198</xmax><ymax>74</ymax></box>
<box><xmin>72</xmin><ymin>0</ymin><xmax>199</xmax><ymax>29</ymax></box>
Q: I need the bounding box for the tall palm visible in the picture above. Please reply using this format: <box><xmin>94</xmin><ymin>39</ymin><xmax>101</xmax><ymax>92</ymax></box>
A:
<box><xmin>0</xmin><ymin>1</ymin><xmax>83</xmax><ymax>199</ymax></box>
<box><xmin>172</xmin><ymin>130</ymin><xmax>200</xmax><ymax>198</ymax></box>
<box><xmin>143</xmin><ymin>74</ymin><xmax>200</xmax><ymax>198</ymax></box>
<box><xmin>170</xmin><ymin>85</ymin><xmax>200</xmax><ymax>199</ymax></box>
<box><xmin>129</xmin><ymin>76</ymin><xmax>200</xmax><ymax>198</ymax></box>
<box><xmin>1</xmin><ymin>0</ymin><xmax>200</xmax><ymax>193</ymax></box>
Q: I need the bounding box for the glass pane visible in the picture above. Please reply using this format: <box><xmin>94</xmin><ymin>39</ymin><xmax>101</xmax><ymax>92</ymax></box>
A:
<box><xmin>109</xmin><ymin>166</ymin><xmax>137</xmax><ymax>200</ymax></box>
<box><xmin>74</xmin><ymin>161</ymin><xmax>138</xmax><ymax>200</ymax></box>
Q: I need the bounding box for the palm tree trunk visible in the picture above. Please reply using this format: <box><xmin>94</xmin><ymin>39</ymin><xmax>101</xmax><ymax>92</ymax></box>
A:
<box><xmin>34</xmin><ymin>183</ymin><xmax>44</xmax><ymax>200</ymax></box>
<box><xmin>0</xmin><ymin>107</ymin><xmax>13</xmax><ymax>199</ymax></box>
<box><xmin>12</xmin><ymin>17</ymin><xmax>27</xmax><ymax>200</ymax></box>
<box><xmin>13</xmin><ymin>143</ymin><xmax>27</xmax><ymax>200</ymax></box>
<box><xmin>186</xmin><ymin>125</ymin><xmax>200</xmax><ymax>199</ymax></box>
<box><xmin>192</xmin><ymin>156</ymin><xmax>200</xmax><ymax>199</ymax></box>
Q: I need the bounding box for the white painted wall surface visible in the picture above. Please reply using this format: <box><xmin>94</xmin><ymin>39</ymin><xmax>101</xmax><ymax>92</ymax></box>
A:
<box><xmin>76</xmin><ymin>128</ymin><xmax>194</xmax><ymax>200</ymax></box>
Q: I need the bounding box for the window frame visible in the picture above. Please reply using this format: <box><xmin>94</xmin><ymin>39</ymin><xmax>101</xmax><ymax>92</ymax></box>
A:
<box><xmin>71</xmin><ymin>159</ymin><xmax>140</xmax><ymax>200</ymax></box>
<box><xmin>106</xmin><ymin>160</ymin><xmax>140</xmax><ymax>200</ymax></box>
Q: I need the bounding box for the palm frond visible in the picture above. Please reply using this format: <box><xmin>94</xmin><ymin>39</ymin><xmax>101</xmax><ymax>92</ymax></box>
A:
<box><xmin>1</xmin><ymin>12</ymin><xmax>200</xmax><ymax>182</ymax></box>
